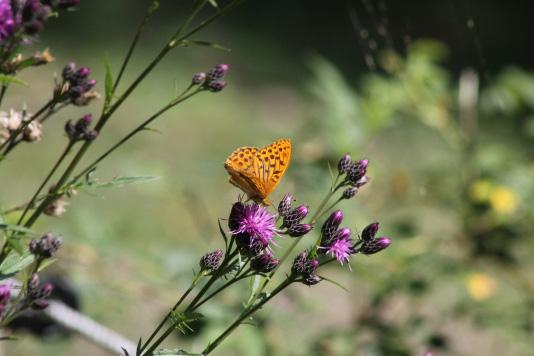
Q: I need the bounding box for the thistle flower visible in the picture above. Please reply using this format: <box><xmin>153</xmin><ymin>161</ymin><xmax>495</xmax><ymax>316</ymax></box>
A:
<box><xmin>342</xmin><ymin>186</ymin><xmax>358</xmax><ymax>199</ymax></box>
<box><xmin>59</xmin><ymin>62</ymin><xmax>98</xmax><ymax>105</ymax></box>
<box><xmin>321</xmin><ymin>210</ymin><xmax>343</xmax><ymax>245</ymax></box>
<box><xmin>277</xmin><ymin>193</ymin><xmax>293</xmax><ymax>217</ymax></box>
<box><xmin>65</xmin><ymin>114</ymin><xmax>97</xmax><ymax>141</ymax></box>
<box><xmin>207</xmin><ymin>64</ymin><xmax>230</xmax><ymax>81</ymax></box>
<box><xmin>0</xmin><ymin>284</ymin><xmax>10</xmax><ymax>316</ymax></box>
<box><xmin>347</xmin><ymin>159</ymin><xmax>368</xmax><ymax>186</ymax></box>
<box><xmin>291</xmin><ymin>251</ymin><xmax>319</xmax><ymax>275</ymax></box>
<box><xmin>29</xmin><ymin>233</ymin><xmax>62</xmax><ymax>258</ymax></box>
<box><xmin>229</xmin><ymin>202</ymin><xmax>277</xmax><ymax>254</ymax></box>
<box><xmin>192</xmin><ymin>72</ymin><xmax>206</xmax><ymax>85</ymax></box>
<box><xmin>0</xmin><ymin>0</ymin><xmax>15</xmax><ymax>43</ymax></box>
<box><xmin>251</xmin><ymin>251</ymin><xmax>280</xmax><ymax>273</ymax></box>
<box><xmin>361</xmin><ymin>222</ymin><xmax>379</xmax><ymax>241</ymax></box>
<box><xmin>22</xmin><ymin>0</ymin><xmax>52</xmax><ymax>36</ymax></box>
<box><xmin>337</xmin><ymin>154</ymin><xmax>351</xmax><ymax>174</ymax></box>
<box><xmin>23</xmin><ymin>120</ymin><xmax>43</xmax><ymax>142</ymax></box>
<box><xmin>27</xmin><ymin>273</ymin><xmax>53</xmax><ymax>310</ymax></box>
<box><xmin>283</xmin><ymin>204</ymin><xmax>308</xmax><ymax>228</ymax></box>
<box><xmin>286</xmin><ymin>223</ymin><xmax>312</xmax><ymax>237</ymax></box>
<box><xmin>324</xmin><ymin>228</ymin><xmax>353</xmax><ymax>264</ymax></box>
<box><xmin>0</xmin><ymin>109</ymin><xmax>22</xmax><ymax>131</ymax></box>
<box><xmin>360</xmin><ymin>236</ymin><xmax>391</xmax><ymax>255</ymax></box>
<box><xmin>207</xmin><ymin>80</ymin><xmax>227</xmax><ymax>92</ymax></box>
<box><xmin>200</xmin><ymin>249</ymin><xmax>223</xmax><ymax>272</ymax></box>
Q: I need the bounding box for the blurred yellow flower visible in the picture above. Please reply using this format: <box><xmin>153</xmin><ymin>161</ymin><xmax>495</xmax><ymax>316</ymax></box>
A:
<box><xmin>469</xmin><ymin>180</ymin><xmax>493</xmax><ymax>202</ymax></box>
<box><xmin>489</xmin><ymin>186</ymin><xmax>518</xmax><ymax>214</ymax></box>
<box><xmin>466</xmin><ymin>273</ymin><xmax>497</xmax><ymax>301</ymax></box>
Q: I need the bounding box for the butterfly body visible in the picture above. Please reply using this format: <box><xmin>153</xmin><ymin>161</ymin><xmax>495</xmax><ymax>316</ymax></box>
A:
<box><xmin>224</xmin><ymin>138</ymin><xmax>292</xmax><ymax>205</ymax></box>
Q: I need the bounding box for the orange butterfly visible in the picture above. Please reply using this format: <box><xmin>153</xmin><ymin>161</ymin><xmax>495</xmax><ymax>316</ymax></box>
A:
<box><xmin>224</xmin><ymin>138</ymin><xmax>292</xmax><ymax>205</ymax></box>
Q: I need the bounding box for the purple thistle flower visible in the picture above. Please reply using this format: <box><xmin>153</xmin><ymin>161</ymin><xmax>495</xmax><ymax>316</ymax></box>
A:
<box><xmin>277</xmin><ymin>193</ymin><xmax>293</xmax><ymax>217</ymax></box>
<box><xmin>200</xmin><ymin>249</ymin><xmax>223</xmax><ymax>271</ymax></box>
<box><xmin>230</xmin><ymin>202</ymin><xmax>277</xmax><ymax>250</ymax></box>
<box><xmin>251</xmin><ymin>251</ymin><xmax>279</xmax><ymax>273</ymax></box>
<box><xmin>338</xmin><ymin>154</ymin><xmax>351</xmax><ymax>174</ymax></box>
<box><xmin>360</xmin><ymin>236</ymin><xmax>391</xmax><ymax>255</ymax></box>
<box><xmin>325</xmin><ymin>229</ymin><xmax>353</xmax><ymax>264</ymax></box>
<box><xmin>321</xmin><ymin>210</ymin><xmax>344</xmax><ymax>245</ymax></box>
<box><xmin>0</xmin><ymin>284</ymin><xmax>10</xmax><ymax>316</ymax></box>
<box><xmin>0</xmin><ymin>0</ymin><xmax>15</xmax><ymax>43</ymax></box>
<box><xmin>361</xmin><ymin>222</ymin><xmax>379</xmax><ymax>241</ymax></box>
<box><xmin>287</xmin><ymin>223</ymin><xmax>312</xmax><ymax>237</ymax></box>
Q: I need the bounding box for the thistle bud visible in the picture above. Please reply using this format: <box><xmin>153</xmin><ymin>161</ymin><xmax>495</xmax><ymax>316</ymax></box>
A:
<box><xmin>338</xmin><ymin>154</ymin><xmax>351</xmax><ymax>174</ymax></box>
<box><xmin>251</xmin><ymin>252</ymin><xmax>279</xmax><ymax>273</ymax></box>
<box><xmin>361</xmin><ymin>222</ymin><xmax>379</xmax><ymax>241</ymax></box>
<box><xmin>28</xmin><ymin>274</ymin><xmax>40</xmax><ymax>292</ymax></box>
<box><xmin>199</xmin><ymin>249</ymin><xmax>223</xmax><ymax>272</ymax></box>
<box><xmin>287</xmin><ymin>223</ymin><xmax>312</xmax><ymax>237</ymax></box>
<box><xmin>283</xmin><ymin>204</ymin><xmax>308</xmax><ymax>228</ymax></box>
<box><xmin>207</xmin><ymin>80</ymin><xmax>227</xmax><ymax>92</ymax></box>
<box><xmin>321</xmin><ymin>210</ymin><xmax>343</xmax><ymax>242</ymax></box>
<box><xmin>23</xmin><ymin>121</ymin><xmax>43</xmax><ymax>142</ymax></box>
<box><xmin>291</xmin><ymin>251</ymin><xmax>319</xmax><ymax>275</ymax></box>
<box><xmin>277</xmin><ymin>193</ymin><xmax>293</xmax><ymax>217</ymax></box>
<box><xmin>207</xmin><ymin>64</ymin><xmax>230</xmax><ymax>81</ymax></box>
<box><xmin>360</xmin><ymin>236</ymin><xmax>391</xmax><ymax>255</ymax></box>
<box><xmin>83</xmin><ymin>130</ymin><xmax>98</xmax><ymax>141</ymax></box>
<box><xmin>62</xmin><ymin>62</ymin><xmax>76</xmax><ymax>81</ymax></box>
<box><xmin>29</xmin><ymin>233</ymin><xmax>62</xmax><ymax>258</ymax></box>
<box><xmin>30</xmin><ymin>299</ymin><xmax>49</xmax><ymax>310</ymax></box>
<box><xmin>302</xmin><ymin>274</ymin><xmax>321</xmax><ymax>286</ymax></box>
<box><xmin>342</xmin><ymin>186</ymin><xmax>358</xmax><ymax>199</ymax></box>
<box><xmin>347</xmin><ymin>159</ymin><xmax>368</xmax><ymax>184</ymax></box>
<box><xmin>192</xmin><ymin>72</ymin><xmax>206</xmax><ymax>85</ymax></box>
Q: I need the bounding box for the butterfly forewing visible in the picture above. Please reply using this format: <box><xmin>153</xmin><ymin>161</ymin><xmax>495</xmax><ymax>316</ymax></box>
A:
<box><xmin>224</xmin><ymin>139</ymin><xmax>292</xmax><ymax>205</ymax></box>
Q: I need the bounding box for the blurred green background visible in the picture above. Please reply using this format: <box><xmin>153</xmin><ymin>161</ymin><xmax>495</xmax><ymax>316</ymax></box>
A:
<box><xmin>1</xmin><ymin>0</ymin><xmax>533</xmax><ymax>355</ymax></box>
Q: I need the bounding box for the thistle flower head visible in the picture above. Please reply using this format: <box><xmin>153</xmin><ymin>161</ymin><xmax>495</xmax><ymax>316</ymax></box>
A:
<box><xmin>0</xmin><ymin>284</ymin><xmax>10</xmax><ymax>315</ymax></box>
<box><xmin>342</xmin><ymin>186</ymin><xmax>358</xmax><ymax>199</ymax></box>
<box><xmin>338</xmin><ymin>154</ymin><xmax>351</xmax><ymax>174</ymax></box>
<box><xmin>360</xmin><ymin>236</ymin><xmax>391</xmax><ymax>255</ymax></box>
<box><xmin>230</xmin><ymin>202</ymin><xmax>277</xmax><ymax>252</ymax></box>
<box><xmin>283</xmin><ymin>204</ymin><xmax>308</xmax><ymax>228</ymax></box>
<box><xmin>207</xmin><ymin>63</ymin><xmax>230</xmax><ymax>81</ymax></box>
<box><xmin>291</xmin><ymin>251</ymin><xmax>319</xmax><ymax>275</ymax></box>
<box><xmin>251</xmin><ymin>251</ymin><xmax>280</xmax><ymax>273</ymax></box>
<box><xmin>207</xmin><ymin>79</ymin><xmax>227</xmax><ymax>92</ymax></box>
<box><xmin>302</xmin><ymin>274</ymin><xmax>321</xmax><ymax>286</ymax></box>
<box><xmin>347</xmin><ymin>159</ymin><xmax>369</xmax><ymax>185</ymax></box>
<box><xmin>27</xmin><ymin>273</ymin><xmax>53</xmax><ymax>310</ymax></box>
<box><xmin>325</xmin><ymin>229</ymin><xmax>353</xmax><ymax>264</ymax></box>
<box><xmin>286</xmin><ymin>223</ymin><xmax>312</xmax><ymax>237</ymax></box>
<box><xmin>29</xmin><ymin>233</ymin><xmax>62</xmax><ymax>258</ymax></box>
<box><xmin>192</xmin><ymin>72</ymin><xmax>206</xmax><ymax>85</ymax></box>
<box><xmin>0</xmin><ymin>0</ymin><xmax>15</xmax><ymax>43</ymax></box>
<box><xmin>23</xmin><ymin>120</ymin><xmax>43</xmax><ymax>142</ymax></box>
<box><xmin>361</xmin><ymin>222</ymin><xmax>379</xmax><ymax>241</ymax></box>
<box><xmin>200</xmin><ymin>249</ymin><xmax>223</xmax><ymax>272</ymax></box>
<box><xmin>277</xmin><ymin>193</ymin><xmax>293</xmax><ymax>217</ymax></box>
<box><xmin>321</xmin><ymin>210</ymin><xmax>343</xmax><ymax>244</ymax></box>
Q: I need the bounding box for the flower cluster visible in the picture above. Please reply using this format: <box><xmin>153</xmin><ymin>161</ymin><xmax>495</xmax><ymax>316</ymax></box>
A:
<box><xmin>57</xmin><ymin>62</ymin><xmax>99</xmax><ymax>106</ymax></box>
<box><xmin>65</xmin><ymin>114</ymin><xmax>98</xmax><ymax>142</ymax></box>
<box><xmin>27</xmin><ymin>273</ymin><xmax>53</xmax><ymax>310</ymax></box>
<box><xmin>291</xmin><ymin>251</ymin><xmax>321</xmax><ymax>285</ymax></box>
<box><xmin>337</xmin><ymin>154</ymin><xmax>370</xmax><ymax>200</ymax></box>
<box><xmin>0</xmin><ymin>0</ymin><xmax>80</xmax><ymax>48</ymax></box>
<box><xmin>191</xmin><ymin>63</ymin><xmax>230</xmax><ymax>92</ymax></box>
<box><xmin>278</xmin><ymin>193</ymin><xmax>312</xmax><ymax>237</ymax></box>
<box><xmin>29</xmin><ymin>232</ymin><xmax>62</xmax><ymax>258</ymax></box>
<box><xmin>0</xmin><ymin>108</ymin><xmax>43</xmax><ymax>144</ymax></box>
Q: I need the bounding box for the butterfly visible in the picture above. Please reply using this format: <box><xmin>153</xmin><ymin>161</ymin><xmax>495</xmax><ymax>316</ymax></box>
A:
<box><xmin>224</xmin><ymin>138</ymin><xmax>292</xmax><ymax>205</ymax></box>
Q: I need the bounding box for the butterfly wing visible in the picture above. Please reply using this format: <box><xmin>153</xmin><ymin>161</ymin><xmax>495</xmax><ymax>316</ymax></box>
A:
<box><xmin>224</xmin><ymin>146</ymin><xmax>263</xmax><ymax>201</ymax></box>
<box><xmin>251</xmin><ymin>138</ymin><xmax>292</xmax><ymax>204</ymax></box>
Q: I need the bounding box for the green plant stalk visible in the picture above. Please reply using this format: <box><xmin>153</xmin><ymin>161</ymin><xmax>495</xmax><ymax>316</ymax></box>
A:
<box><xmin>23</xmin><ymin>0</ymin><xmax>240</xmax><ymax>228</ymax></box>
<box><xmin>202</xmin><ymin>277</ymin><xmax>295</xmax><ymax>355</ymax></box>
<box><xmin>141</xmin><ymin>248</ymin><xmax>239</xmax><ymax>354</ymax></box>
<box><xmin>138</xmin><ymin>270</ymin><xmax>204</xmax><ymax>354</ymax></box>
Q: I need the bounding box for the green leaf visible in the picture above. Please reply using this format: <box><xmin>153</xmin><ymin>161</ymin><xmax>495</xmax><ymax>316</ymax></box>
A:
<box><xmin>169</xmin><ymin>311</ymin><xmax>203</xmax><ymax>335</ymax></box>
<box><xmin>217</xmin><ymin>218</ymin><xmax>228</xmax><ymax>248</ymax></box>
<box><xmin>181</xmin><ymin>40</ymin><xmax>231</xmax><ymax>52</ymax></box>
<box><xmin>37</xmin><ymin>257</ymin><xmax>57</xmax><ymax>272</ymax></box>
<box><xmin>208</xmin><ymin>0</ymin><xmax>218</xmax><ymax>8</ymax></box>
<box><xmin>0</xmin><ymin>223</ymin><xmax>36</xmax><ymax>236</ymax></box>
<box><xmin>7</xmin><ymin>237</ymin><xmax>24</xmax><ymax>254</ymax></box>
<box><xmin>104</xmin><ymin>56</ymin><xmax>113</xmax><ymax>111</ymax></box>
<box><xmin>320</xmin><ymin>275</ymin><xmax>350</xmax><ymax>292</ymax></box>
<box><xmin>0</xmin><ymin>336</ymin><xmax>18</xmax><ymax>341</ymax></box>
<box><xmin>0</xmin><ymin>251</ymin><xmax>35</xmax><ymax>278</ymax></box>
<box><xmin>92</xmin><ymin>176</ymin><xmax>159</xmax><ymax>189</ymax></box>
<box><xmin>0</xmin><ymin>74</ymin><xmax>28</xmax><ymax>87</ymax></box>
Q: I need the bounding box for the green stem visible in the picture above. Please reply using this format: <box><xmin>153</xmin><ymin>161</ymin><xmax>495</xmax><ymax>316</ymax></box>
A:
<box><xmin>138</xmin><ymin>271</ymin><xmax>203</xmax><ymax>354</ymax></box>
<box><xmin>18</xmin><ymin>141</ymin><xmax>74</xmax><ymax>224</ymax></box>
<box><xmin>0</xmin><ymin>84</ymin><xmax>7</xmax><ymax>106</ymax></box>
<box><xmin>202</xmin><ymin>277</ymin><xmax>295</xmax><ymax>355</ymax></box>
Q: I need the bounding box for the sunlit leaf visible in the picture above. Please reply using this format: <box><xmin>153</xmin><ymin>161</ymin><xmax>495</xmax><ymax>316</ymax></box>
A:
<box><xmin>0</xmin><ymin>75</ymin><xmax>28</xmax><ymax>87</ymax></box>
<box><xmin>0</xmin><ymin>251</ymin><xmax>35</xmax><ymax>278</ymax></box>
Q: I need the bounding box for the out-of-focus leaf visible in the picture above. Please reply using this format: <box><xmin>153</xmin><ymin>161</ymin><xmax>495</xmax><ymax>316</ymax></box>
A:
<box><xmin>0</xmin><ymin>251</ymin><xmax>35</xmax><ymax>278</ymax></box>
<box><xmin>181</xmin><ymin>40</ymin><xmax>231</xmax><ymax>52</ymax></box>
<box><xmin>154</xmin><ymin>349</ymin><xmax>200</xmax><ymax>355</ymax></box>
<box><xmin>79</xmin><ymin>176</ymin><xmax>159</xmax><ymax>190</ymax></box>
<box><xmin>0</xmin><ymin>75</ymin><xmax>28</xmax><ymax>86</ymax></box>
<box><xmin>0</xmin><ymin>223</ymin><xmax>35</xmax><ymax>236</ymax></box>
<box><xmin>37</xmin><ymin>257</ymin><xmax>57</xmax><ymax>272</ymax></box>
